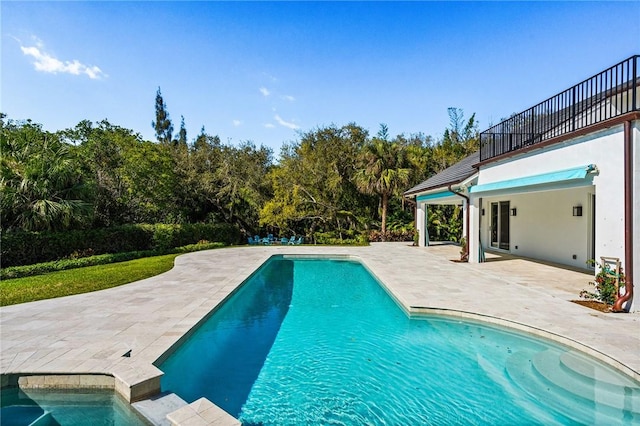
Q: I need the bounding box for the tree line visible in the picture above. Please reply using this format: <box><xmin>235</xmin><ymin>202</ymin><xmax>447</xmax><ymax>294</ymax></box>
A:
<box><xmin>1</xmin><ymin>89</ymin><xmax>479</xmax><ymax>243</ymax></box>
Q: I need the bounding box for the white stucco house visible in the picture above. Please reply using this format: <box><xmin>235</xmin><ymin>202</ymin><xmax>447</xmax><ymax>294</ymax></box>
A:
<box><xmin>405</xmin><ymin>55</ymin><xmax>639</xmax><ymax>312</ymax></box>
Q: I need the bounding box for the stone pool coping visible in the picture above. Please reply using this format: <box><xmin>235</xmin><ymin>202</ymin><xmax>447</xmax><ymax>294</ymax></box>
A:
<box><xmin>1</xmin><ymin>243</ymin><xmax>638</xmax><ymax>424</ymax></box>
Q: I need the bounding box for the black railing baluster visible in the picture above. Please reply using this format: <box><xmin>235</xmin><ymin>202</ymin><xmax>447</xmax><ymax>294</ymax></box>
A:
<box><xmin>599</xmin><ymin>71</ymin><xmax>603</xmax><ymax>121</ymax></box>
<box><xmin>612</xmin><ymin>66</ymin><xmax>616</xmax><ymax>116</ymax></box>
<box><xmin>634</xmin><ymin>56</ymin><xmax>638</xmax><ymax>111</ymax></box>
<box><xmin>530</xmin><ymin>107</ymin><xmax>534</xmax><ymax>143</ymax></box>
<box><xmin>607</xmin><ymin>68</ymin><xmax>612</xmax><ymax>119</ymax></box>
<box><xmin>571</xmin><ymin>85</ymin><xmax>576</xmax><ymax>132</ymax></box>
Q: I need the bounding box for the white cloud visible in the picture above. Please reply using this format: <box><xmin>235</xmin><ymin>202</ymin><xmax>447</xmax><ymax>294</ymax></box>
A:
<box><xmin>282</xmin><ymin>95</ymin><xmax>296</xmax><ymax>102</ymax></box>
<box><xmin>264</xmin><ymin>123</ymin><xmax>276</xmax><ymax>129</ymax></box>
<box><xmin>261</xmin><ymin>72</ymin><xmax>278</xmax><ymax>83</ymax></box>
<box><xmin>19</xmin><ymin>39</ymin><xmax>106</xmax><ymax>80</ymax></box>
<box><xmin>232</xmin><ymin>120</ymin><xmax>242</xmax><ymax>127</ymax></box>
<box><xmin>274</xmin><ymin>114</ymin><xmax>299</xmax><ymax>130</ymax></box>
<box><xmin>259</xmin><ymin>87</ymin><xmax>270</xmax><ymax>97</ymax></box>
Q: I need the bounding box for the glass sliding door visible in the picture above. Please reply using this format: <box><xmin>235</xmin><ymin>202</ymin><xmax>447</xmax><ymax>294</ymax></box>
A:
<box><xmin>499</xmin><ymin>202</ymin><xmax>510</xmax><ymax>250</ymax></box>
<box><xmin>490</xmin><ymin>201</ymin><xmax>510</xmax><ymax>250</ymax></box>
<box><xmin>491</xmin><ymin>203</ymin><xmax>499</xmax><ymax>248</ymax></box>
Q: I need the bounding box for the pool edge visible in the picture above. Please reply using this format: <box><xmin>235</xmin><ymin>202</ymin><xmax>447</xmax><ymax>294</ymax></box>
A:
<box><xmin>355</xmin><ymin>256</ymin><xmax>640</xmax><ymax>384</ymax></box>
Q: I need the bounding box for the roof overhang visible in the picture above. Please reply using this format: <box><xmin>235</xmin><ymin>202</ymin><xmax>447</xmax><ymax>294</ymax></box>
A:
<box><xmin>405</xmin><ymin>172</ymin><xmax>479</xmax><ymax>198</ymax></box>
<box><xmin>404</xmin><ymin>152</ymin><xmax>480</xmax><ymax>197</ymax></box>
<box><xmin>415</xmin><ymin>187</ymin><xmax>466</xmax><ymax>205</ymax></box>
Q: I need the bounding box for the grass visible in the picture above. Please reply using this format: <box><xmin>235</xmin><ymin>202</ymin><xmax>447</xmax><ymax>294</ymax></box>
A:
<box><xmin>0</xmin><ymin>253</ymin><xmax>179</xmax><ymax>307</ymax></box>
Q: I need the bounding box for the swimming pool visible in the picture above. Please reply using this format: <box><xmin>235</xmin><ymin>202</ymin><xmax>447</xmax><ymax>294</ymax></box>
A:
<box><xmin>158</xmin><ymin>256</ymin><xmax>640</xmax><ymax>425</ymax></box>
<box><xmin>0</xmin><ymin>387</ymin><xmax>149</xmax><ymax>425</ymax></box>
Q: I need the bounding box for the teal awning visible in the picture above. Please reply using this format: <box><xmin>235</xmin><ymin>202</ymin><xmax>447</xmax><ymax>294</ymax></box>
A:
<box><xmin>469</xmin><ymin>164</ymin><xmax>596</xmax><ymax>194</ymax></box>
<box><xmin>416</xmin><ymin>190</ymin><xmax>456</xmax><ymax>202</ymax></box>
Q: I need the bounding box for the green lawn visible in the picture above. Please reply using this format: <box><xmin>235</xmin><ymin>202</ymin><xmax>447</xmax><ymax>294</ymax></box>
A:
<box><xmin>0</xmin><ymin>254</ymin><xmax>179</xmax><ymax>307</ymax></box>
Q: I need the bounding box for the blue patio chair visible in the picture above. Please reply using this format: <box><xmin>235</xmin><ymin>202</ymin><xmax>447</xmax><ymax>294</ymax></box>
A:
<box><xmin>247</xmin><ymin>236</ymin><xmax>257</xmax><ymax>245</ymax></box>
<box><xmin>280</xmin><ymin>237</ymin><xmax>289</xmax><ymax>244</ymax></box>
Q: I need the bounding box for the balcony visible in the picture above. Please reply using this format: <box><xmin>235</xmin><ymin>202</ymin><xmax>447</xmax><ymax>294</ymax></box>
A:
<box><xmin>480</xmin><ymin>55</ymin><xmax>639</xmax><ymax>162</ymax></box>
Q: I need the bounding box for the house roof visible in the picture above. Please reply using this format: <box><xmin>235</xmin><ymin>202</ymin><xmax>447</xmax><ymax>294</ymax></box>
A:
<box><xmin>404</xmin><ymin>151</ymin><xmax>479</xmax><ymax>196</ymax></box>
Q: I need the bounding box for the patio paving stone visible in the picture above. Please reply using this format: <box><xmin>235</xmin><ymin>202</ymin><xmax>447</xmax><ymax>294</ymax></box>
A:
<box><xmin>1</xmin><ymin>242</ymin><xmax>638</xmax><ymax>424</ymax></box>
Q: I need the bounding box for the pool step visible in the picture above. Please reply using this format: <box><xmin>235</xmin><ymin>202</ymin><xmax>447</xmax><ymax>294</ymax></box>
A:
<box><xmin>505</xmin><ymin>352</ymin><xmax>583</xmax><ymax>421</ymax></box>
<box><xmin>506</xmin><ymin>350</ymin><xmax>640</xmax><ymax>423</ymax></box>
<box><xmin>560</xmin><ymin>350</ymin><xmax>639</xmax><ymax>389</ymax></box>
<box><xmin>132</xmin><ymin>392</ymin><xmax>188</xmax><ymax>426</ymax></box>
<box><xmin>531</xmin><ymin>349</ymin><xmax>640</xmax><ymax>413</ymax></box>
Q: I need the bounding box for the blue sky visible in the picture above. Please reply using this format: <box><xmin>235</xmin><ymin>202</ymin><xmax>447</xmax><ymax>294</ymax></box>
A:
<box><xmin>3</xmin><ymin>1</ymin><xmax>639</xmax><ymax>153</ymax></box>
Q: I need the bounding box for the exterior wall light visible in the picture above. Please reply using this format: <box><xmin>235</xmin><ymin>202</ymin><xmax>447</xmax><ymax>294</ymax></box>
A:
<box><xmin>573</xmin><ymin>205</ymin><xmax>583</xmax><ymax>216</ymax></box>
<box><xmin>510</xmin><ymin>208</ymin><xmax>517</xmax><ymax>216</ymax></box>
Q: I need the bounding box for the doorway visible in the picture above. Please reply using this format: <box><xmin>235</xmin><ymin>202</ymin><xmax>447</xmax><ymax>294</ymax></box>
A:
<box><xmin>490</xmin><ymin>201</ymin><xmax>510</xmax><ymax>250</ymax></box>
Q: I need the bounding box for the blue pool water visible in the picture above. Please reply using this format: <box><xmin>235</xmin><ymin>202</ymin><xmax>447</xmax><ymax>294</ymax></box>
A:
<box><xmin>159</xmin><ymin>257</ymin><xmax>640</xmax><ymax>425</ymax></box>
<box><xmin>0</xmin><ymin>387</ymin><xmax>148</xmax><ymax>425</ymax></box>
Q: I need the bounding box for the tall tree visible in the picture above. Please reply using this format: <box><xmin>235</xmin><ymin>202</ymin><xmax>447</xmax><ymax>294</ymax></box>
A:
<box><xmin>402</xmin><ymin>132</ymin><xmax>434</xmax><ymax>186</ymax></box>
<box><xmin>173</xmin><ymin>127</ymin><xmax>222</xmax><ymax>223</ymax></box>
<box><xmin>63</xmin><ymin>119</ymin><xmax>128</xmax><ymax>226</ymax></box>
<box><xmin>260</xmin><ymin>124</ymin><xmax>370</xmax><ymax>239</ymax></box>
<box><xmin>377</xmin><ymin>123</ymin><xmax>390</xmax><ymax>141</ymax></box>
<box><xmin>152</xmin><ymin>87</ymin><xmax>173</xmax><ymax>144</ymax></box>
<box><xmin>355</xmin><ymin>125</ymin><xmax>411</xmax><ymax>234</ymax></box>
<box><xmin>215</xmin><ymin>141</ymin><xmax>273</xmax><ymax>233</ymax></box>
<box><xmin>175</xmin><ymin>115</ymin><xmax>187</xmax><ymax>146</ymax></box>
<box><xmin>121</xmin><ymin>140</ymin><xmax>177</xmax><ymax>222</ymax></box>
<box><xmin>426</xmin><ymin>108</ymin><xmax>480</xmax><ymax>242</ymax></box>
<box><xmin>432</xmin><ymin>107</ymin><xmax>479</xmax><ymax>172</ymax></box>
<box><xmin>1</xmin><ymin>119</ymin><xmax>91</xmax><ymax>231</ymax></box>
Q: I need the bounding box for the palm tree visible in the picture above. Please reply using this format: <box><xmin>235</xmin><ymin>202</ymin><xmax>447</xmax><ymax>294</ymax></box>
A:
<box><xmin>1</xmin><ymin>120</ymin><xmax>91</xmax><ymax>231</ymax></box>
<box><xmin>355</xmin><ymin>134</ymin><xmax>410</xmax><ymax>234</ymax></box>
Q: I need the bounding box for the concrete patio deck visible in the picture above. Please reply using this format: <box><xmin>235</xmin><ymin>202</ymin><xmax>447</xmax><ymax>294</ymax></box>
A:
<box><xmin>1</xmin><ymin>242</ymin><xmax>638</xmax><ymax>425</ymax></box>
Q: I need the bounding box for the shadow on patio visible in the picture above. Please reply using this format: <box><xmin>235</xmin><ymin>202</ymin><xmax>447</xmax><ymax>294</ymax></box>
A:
<box><xmin>423</xmin><ymin>241</ymin><xmax>594</xmax><ymax>300</ymax></box>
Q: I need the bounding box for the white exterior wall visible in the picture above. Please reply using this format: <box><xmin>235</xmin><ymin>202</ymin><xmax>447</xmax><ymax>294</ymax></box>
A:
<box><xmin>468</xmin><ymin>197</ymin><xmax>481</xmax><ymax>263</ymax></box>
<box><xmin>416</xmin><ymin>203</ymin><xmax>427</xmax><ymax>247</ymax></box>
<box><xmin>480</xmin><ymin>186</ymin><xmax>594</xmax><ymax>268</ymax></box>
<box><xmin>474</xmin><ymin>124</ymin><xmax>627</xmax><ymax>269</ymax></box>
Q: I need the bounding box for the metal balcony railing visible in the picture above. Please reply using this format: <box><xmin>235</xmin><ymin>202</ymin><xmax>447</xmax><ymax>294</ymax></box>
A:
<box><xmin>480</xmin><ymin>55</ymin><xmax>639</xmax><ymax>162</ymax></box>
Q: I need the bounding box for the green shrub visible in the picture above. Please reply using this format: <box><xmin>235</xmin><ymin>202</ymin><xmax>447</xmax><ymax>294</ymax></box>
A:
<box><xmin>0</xmin><ymin>242</ymin><xmax>225</xmax><ymax>280</ymax></box>
<box><xmin>313</xmin><ymin>231</ymin><xmax>368</xmax><ymax>246</ymax></box>
<box><xmin>1</xmin><ymin>223</ymin><xmax>241</xmax><ymax>267</ymax></box>
<box><xmin>150</xmin><ymin>223</ymin><xmax>175</xmax><ymax>251</ymax></box>
<box><xmin>367</xmin><ymin>230</ymin><xmax>415</xmax><ymax>242</ymax></box>
<box><xmin>358</xmin><ymin>232</ymin><xmax>370</xmax><ymax>245</ymax></box>
<box><xmin>580</xmin><ymin>260</ymin><xmax>624</xmax><ymax>305</ymax></box>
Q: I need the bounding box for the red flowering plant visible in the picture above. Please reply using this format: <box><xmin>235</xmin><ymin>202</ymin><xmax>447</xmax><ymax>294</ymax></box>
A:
<box><xmin>580</xmin><ymin>260</ymin><xmax>624</xmax><ymax>306</ymax></box>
